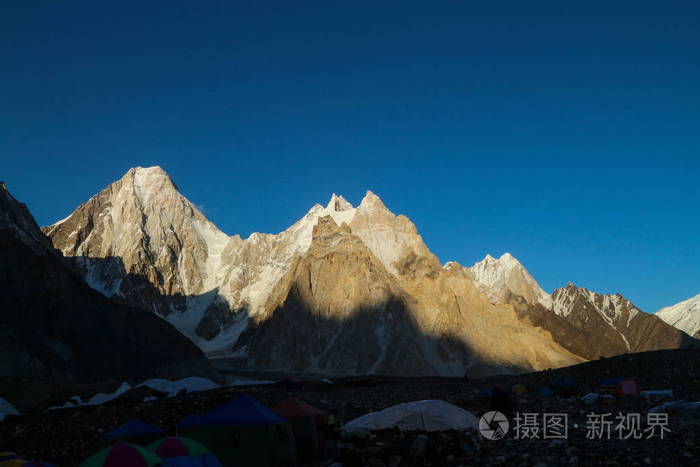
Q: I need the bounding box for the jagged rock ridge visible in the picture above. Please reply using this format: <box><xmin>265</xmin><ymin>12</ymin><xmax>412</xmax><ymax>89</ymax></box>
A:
<box><xmin>549</xmin><ymin>283</ymin><xmax>692</xmax><ymax>358</ymax></box>
<box><xmin>465</xmin><ymin>250</ymin><xmax>696</xmax><ymax>359</ymax></box>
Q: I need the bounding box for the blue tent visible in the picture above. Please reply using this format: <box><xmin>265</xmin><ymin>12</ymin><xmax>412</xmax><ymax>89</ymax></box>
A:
<box><xmin>105</xmin><ymin>419</ymin><xmax>165</xmax><ymax>439</ymax></box>
<box><xmin>196</xmin><ymin>394</ymin><xmax>286</xmax><ymax>426</ymax></box>
<box><xmin>177</xmin><ymin>414</ymin><xmax>202</xmax><ymax>430</ymax></box>
<box><xmin>600</xmin><ymin>377</ymin><xmax>624</xmax><ymax>386</ymax></box>
<box><xmin>180</xmin><ymin>395</ymin><xmax>296</xmax><ymax>466</ymax></box>
<box><xmin>100</xmin><ymin>419</ymin><xmax>165</xmax><ymax>447</ymax></box>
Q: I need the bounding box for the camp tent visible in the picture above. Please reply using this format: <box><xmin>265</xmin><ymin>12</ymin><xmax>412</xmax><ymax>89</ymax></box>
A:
<box><xmin>102</xmin><ymin>419</ymin><xmax>165</xmax><ymax>447</ymax></box>
<box><xmin>0</xmin><ymin>461</ymin><xmax>56</xmax><ymax>467</ymax></box>
<box><xmin>180</xmin><ymin>394</ymin><xmax>296</xmax><ymax>467</ymax></box>
<box><xmin>80</xmin><ymin>442</ymin><xmax>163</xmax><ymax>467</ymax></box>
<box><xmin>273</xmin><ymin>397</ymin><xmax>328</xmax><ymax>462</ymax></box>
<box><xmin>615</xmin><ymin>379</ymin><xmax>639</xmax><ymax>396</ymax></box>
<box><xmin>148</xmin><ymin>436</ymin><xmax>223</xmax><ymax>467</ymax></box>
<box><xmin>342</xmin><ymin>400</ymin><xmax>478</xmax><ymax>436</ymax></box>
<box><xmin>600</xmin><ymin>377</ymin><xmax>624</xmax><ymax>393</ymax></box>
<box><xmin>176</xmin><ymin>415</ymin><xmax>202</xmax><ymax>433</ymax></box>
<box><xmin>0</xmin><ymin>454</ymin><xmax>21</xmax><ymax>463</ymax></box>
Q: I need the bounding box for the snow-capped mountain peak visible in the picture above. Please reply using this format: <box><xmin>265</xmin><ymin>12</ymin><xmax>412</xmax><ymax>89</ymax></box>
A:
<box><xmin>129</xmin><ymin>166</ymin><xmax>177</xmax><ymax>203</ymax></box>
<box><xmin>327</xmin><ymin>193</ymin><xmax>353</xmax><ymax>212</ymax></box>
<box><xmin>657</xmin><ymin>294</ymin><xmax>700</xmax><ymax>338</ymax></box>
<box><xmin>42</xmin><ymin>166</ymin><xmax>231</xmax><ymax>309</ymax></box>
<box><xmin>469</xmin><ymin>252</ymin><xmax>552</xmax><ymax>308</ymax></box>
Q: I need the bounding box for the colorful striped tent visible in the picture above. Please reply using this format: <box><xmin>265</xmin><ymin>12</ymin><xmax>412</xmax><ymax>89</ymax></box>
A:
<box><xmin>148</xmin><ymin>437</ymin><xmax>222</xmax><ymax>467</ymax></box>
<box><xmin>80</xmin><ymin>442</ymin><xmax>162</xmax><ymax>467</ymax></box>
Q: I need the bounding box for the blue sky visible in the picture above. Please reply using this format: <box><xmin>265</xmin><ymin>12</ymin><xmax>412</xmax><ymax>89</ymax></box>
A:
<box><xmin>1</xmin><ymin>1</ymin><xmax>698</xmax><ymax>312</ymax></box>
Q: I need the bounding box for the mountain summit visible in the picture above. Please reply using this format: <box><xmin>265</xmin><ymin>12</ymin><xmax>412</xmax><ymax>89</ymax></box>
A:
<box><xmin>657</xmin><ymin>294</ymin><xmax>700</xmax><ymax>338</ymax></box>
<box><xmin>43</xmin><ymin>166</ymin><xmax>231</xmax><ymax>316</ymax></box>
<box><xmin>469</xmin><ymin>252</ymin><xmax>552</xmax><ymax>308</ymax></box>
<box><xmin>44</xmin><ymin>167</ymin><xmax>584</xmax><ymax>376</ymax></box>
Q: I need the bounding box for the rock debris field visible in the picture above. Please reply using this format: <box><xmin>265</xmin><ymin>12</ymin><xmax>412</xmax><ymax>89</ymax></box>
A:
<box><xmin>1</xmin><ymin>348</ymin><xmax>699</xmax><ymax>466</ymax></box>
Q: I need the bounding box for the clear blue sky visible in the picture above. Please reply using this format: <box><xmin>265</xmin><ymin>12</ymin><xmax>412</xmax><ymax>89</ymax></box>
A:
<box><xmin>2</xmin><ymin>1</ymin><xmax>698</xmax><ymax>312</ymax></box>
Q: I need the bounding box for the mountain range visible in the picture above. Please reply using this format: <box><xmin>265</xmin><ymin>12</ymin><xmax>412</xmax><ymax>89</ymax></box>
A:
<box><xmin>30</xmin><ymin>166</ymin><xmax>696</xmax><ymax>377</ymax></box>
<box><xmin>0</xmin><ymin>166</ymin><xmax>694</xmax><ymax>384</ymax></box>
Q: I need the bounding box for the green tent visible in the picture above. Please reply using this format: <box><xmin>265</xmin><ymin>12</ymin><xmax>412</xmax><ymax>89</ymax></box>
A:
<box><xmin>179</xmin><ymin>394</ymin><xmax>296</xmax><ymax>467</ymax></box>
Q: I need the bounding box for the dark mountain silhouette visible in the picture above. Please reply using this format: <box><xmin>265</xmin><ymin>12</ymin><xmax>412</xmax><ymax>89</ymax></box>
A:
<box><xmin>0</xmin><ymin>182</ymin><xmax>215</xmax><ymax>386</ymax></box>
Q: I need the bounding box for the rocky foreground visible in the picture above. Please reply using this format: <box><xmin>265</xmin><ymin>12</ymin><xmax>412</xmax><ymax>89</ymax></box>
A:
<box><xmin>2</xmin><ymin>348</ymin><xmax>699</xmax><ymax>466</ymax></box>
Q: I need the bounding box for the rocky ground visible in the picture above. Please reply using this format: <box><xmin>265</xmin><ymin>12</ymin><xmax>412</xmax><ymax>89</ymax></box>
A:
<box><xmin>1</xmin><ymin>348</ymin><xmax>699</xmax><ymax>466</ymax></box>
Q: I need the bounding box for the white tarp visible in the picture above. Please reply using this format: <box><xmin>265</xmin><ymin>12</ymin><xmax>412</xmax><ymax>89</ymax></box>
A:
<box><xmin>649</xmin><ymin>401</ymin><xmax>700</xmax><ymax>413</ymax></box>
<box><xmin>47</xmin><ymin>377</ymin><xmax>220</xmax><ymax>412</ymax></box>
<box><xmin>137</xmin><ymin>376</ymin><xmax>219</xmax><ymax>396</ymax></box>
<box><xmin>342</xmin><ymin>400</ymin><xmax>479</xmax><ymax>436</ymax></box>
<box><xmin>46</xmin><ymin>382</ymin><xmax>133</xmax><ymax>412</ymax></box>
<box><xmin>87</xmin><ymin>382</ymin><xmax>133</xmax><ymax>405</ymax></box>
<box><xmin>581</xmin><ymin>393</ymin><xmax>599</xmax><ymax>405</ymax></box>
<box><xmin>0</xmin><ymin>398</ymin><xmax>20</xmax><ymax>422</ymax></box>
<box><xmin>640</xmin><ymin>390</ymin><xmax>673</xmax><ymax>402</ymax></box>
<box><xmin>45</xmin><ymin>376</ymin><xmax>278</xmax><ymax>413</ymax></box>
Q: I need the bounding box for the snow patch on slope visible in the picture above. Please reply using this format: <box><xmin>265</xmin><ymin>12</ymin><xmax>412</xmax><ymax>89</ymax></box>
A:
<box><xmin>192</xmin><ymin>220</ymin><xmax>231</xmax><ymax>291</ymax></box>
<box><xmin>552</xmin><ymin>285</ymin><xmax>640</xmax><ymax>351</ymax></box>
<box><xmin>553</xmin><ymin>286</ymin><xmax>639</xmax><ymax>325</ymax></box>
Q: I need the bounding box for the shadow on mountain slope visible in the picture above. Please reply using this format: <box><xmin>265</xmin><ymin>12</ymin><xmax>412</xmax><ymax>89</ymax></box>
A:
<box><xmin>233</xmin><ymin>285</ymin><xmax>531</xmax><ymax>377</ymax></box>
<box><xmin>65</xmin><ymin>255</ymin><xmax>532</xmax><ymax>378</ymax></box>
<box><xmin>0</xmin><ymin>232</ymin><xmax>217</xmax><ymax>408</ymax></box>
<box><xmin>62</xmin><ymin>255</ymin><xmax>242</xmax><ymax>343</ymax></box>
